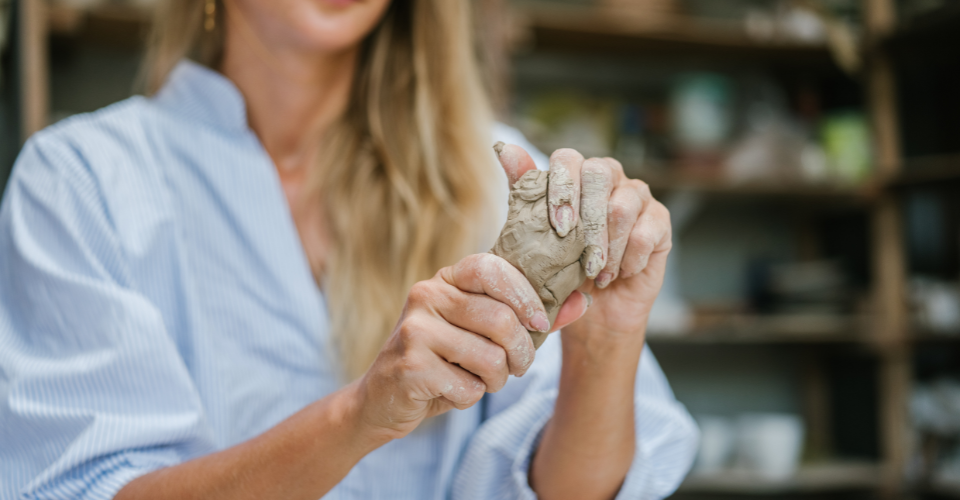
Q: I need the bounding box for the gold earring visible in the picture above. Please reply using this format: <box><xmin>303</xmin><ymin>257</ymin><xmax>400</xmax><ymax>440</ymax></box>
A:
<box><xmin>204</xmin><ymin>0</ymin><xmax>216</xmax><ymax>32</ymax></box>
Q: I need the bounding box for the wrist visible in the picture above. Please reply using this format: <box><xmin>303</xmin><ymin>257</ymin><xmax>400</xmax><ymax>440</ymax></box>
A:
<box><xmin>328</xmin><ymin>380</ymin><xmax>396</xmax><ymax>454</ymax></box>
<box><xmin>561</xmin><ymin>317</ymin><xmax>646</xmax><ymax>363</ymax></box>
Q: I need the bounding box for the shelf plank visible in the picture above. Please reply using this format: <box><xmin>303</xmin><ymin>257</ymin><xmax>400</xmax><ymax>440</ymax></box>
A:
<box><xmin>647</xmin><ymin>314</ymin><xmax>869</xmax><ymax>344</ymax></box>
<box><xmin>516</xmin><ymin>4</ymin><xmax>835</xmax><ymax>66</ymax></box>
<box><xmin>47</xmin><ymin>3</ymin><xmax>151</xmax><ymax>47</ymax></box>
<box><xmin>925</xmin><ymin>479</ymin><xmax>960</xmax><ymax>499</ymax></box>
<box><xmin>890</xmin><ymin>155</ymin><xmax>960</xmax><ymax>188</ymax></box>
<box><xmin>638</xmin><ymin>171</ymin><xmax>876</xmax><ymax>204</ymax></box>
<box><xmin>678</xmin><ymin>462</ymin><xmax>882</xmax><ymax>494</ymax></box>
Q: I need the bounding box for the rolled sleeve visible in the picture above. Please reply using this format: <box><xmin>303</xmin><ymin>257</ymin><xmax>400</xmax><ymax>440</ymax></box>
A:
<box><xmin>452</xmin><ymin>334</ymin><xmax>698</xmax><ymax>500</ymax></box>
<box><xmin>0</xmin><ymin>134</ymin><xmax>215</xmax><ymax>500</ymax></box>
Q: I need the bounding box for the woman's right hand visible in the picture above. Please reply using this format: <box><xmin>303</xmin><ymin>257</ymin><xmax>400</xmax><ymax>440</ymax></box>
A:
<box><xmin>353</xmin><ymin>253</ymin><xmax>589</xmax><ymax>440</ymax></box>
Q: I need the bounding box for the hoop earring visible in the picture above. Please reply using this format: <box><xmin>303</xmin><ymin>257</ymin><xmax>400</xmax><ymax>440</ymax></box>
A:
<box><xmin>204</xmin><ymin>0</ymin><xmax>216</xmax><ymax>32</ymax></box>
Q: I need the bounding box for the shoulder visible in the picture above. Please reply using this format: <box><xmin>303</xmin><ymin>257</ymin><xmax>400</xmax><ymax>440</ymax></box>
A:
<box><xmin>8</xmin><ymin>97</ymin><xmax>176</xmax><ymax>251</ymax></box>
<box><xmin>28</xmin><ymin>96</ymin><xmax>158</xmax><ymax>174</ymax></box>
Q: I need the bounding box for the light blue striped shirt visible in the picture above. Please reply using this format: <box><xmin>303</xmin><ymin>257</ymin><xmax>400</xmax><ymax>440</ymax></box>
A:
<box><xmin>0</xmin><ymin>60</ymin><xmax>697</xmax><ymax>500</ymax></box>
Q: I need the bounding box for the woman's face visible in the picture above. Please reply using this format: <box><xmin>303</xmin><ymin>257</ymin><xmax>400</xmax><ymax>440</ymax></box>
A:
<box><xmin>227</xmin><ymin>0</ymin><xmax>392</xmax><ymax>54</ymax></box>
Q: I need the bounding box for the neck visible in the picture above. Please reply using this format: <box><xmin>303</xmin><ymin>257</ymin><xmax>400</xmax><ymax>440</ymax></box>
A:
<box><xmin>220</xmin><ymin>10</ymin><xmax>357</xmax><ymax>175</ymax></box>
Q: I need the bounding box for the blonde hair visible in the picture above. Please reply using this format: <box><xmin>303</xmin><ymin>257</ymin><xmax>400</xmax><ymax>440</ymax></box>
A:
<box><xmin>143</xmin><ymin>0</ymin><xmax>495</xmax><ymax>379</ymax></box>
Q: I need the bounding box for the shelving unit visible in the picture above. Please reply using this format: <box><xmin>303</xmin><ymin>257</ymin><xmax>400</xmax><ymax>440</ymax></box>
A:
<box><xmin>647</xmin><ymin>313</ymin><xmax>870</xmax><ymax>345</ymax></box>
<box><xmin>516</xmin><ymin>3</ymin><xmax>837</xmax><ymax>65</ymax></box>
<box><xmin>678</xmin><ymin>461</ymin><xmax>882</xmax><ymax>495</ymax></box>
<box><xmin>500</xmin><ymin>1</ymin><xmax>959</xmax><ymax>499</ymax></box>
<box><xmin>7</xmin><ymin>0</ymin><xmax>959</xmax><ymax>499</ymax></box>
<box><xmin>643</xmin><ymin>172</ymin><xmax>878</xmax><ymax>204</ymax></box>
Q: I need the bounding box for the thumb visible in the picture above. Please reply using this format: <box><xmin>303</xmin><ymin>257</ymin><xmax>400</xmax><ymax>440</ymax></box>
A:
<box><xmin>493</xmin><ymin>142</ymin><xmax>538</xmax><ymax>187</ymax></box>
<box><xmin>551</xmin><ymin>290</ymin><xmax>592</xmax><ymax>331</ymax></box>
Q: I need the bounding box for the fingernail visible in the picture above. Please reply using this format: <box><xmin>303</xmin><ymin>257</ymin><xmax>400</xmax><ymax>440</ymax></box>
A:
<box><xmin>493</xmin><ymin>141</ymin><xmax>505</xmax><ymax>157</ymax></box>
<box><xmin>596</xmin><ymin>272</ymin><xmax>613</xmax><ymax>288</ymax></box>
<box><xmin>582</xmin><ymin>292</ymin><xmax>593</xmax><ymax>308</ymax></box>
<box><xmin>583</xmin><ymin>245</ymin><xmax>604</xmax><ymax>278</ymax></box>
<box><xmin>555</xmin><ymin>205</ymin><xmax>574</xmax><ymax>237</ymax></box>
<box><xmin>530</xmin><ymin>312</ymin><xmax>550</xmax><ymax>333</ymax></box>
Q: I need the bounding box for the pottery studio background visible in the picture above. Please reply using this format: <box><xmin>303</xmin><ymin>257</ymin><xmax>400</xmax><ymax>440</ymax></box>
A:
<box><xmin>1</xmin><ymin>0</ymin><xmax>959</xmax><ymax>499</ymax></box>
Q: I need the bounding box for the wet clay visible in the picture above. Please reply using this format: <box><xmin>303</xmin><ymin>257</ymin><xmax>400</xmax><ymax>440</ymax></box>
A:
<box><xmin>490</xmin><ymin>163</ymin><xmax>587</xmax><ymax>349</ymax></box>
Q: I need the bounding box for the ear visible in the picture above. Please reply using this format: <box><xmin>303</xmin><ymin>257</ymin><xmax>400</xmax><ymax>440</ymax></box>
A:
<box><xmin>493</xmin><ymin>142</ymin><xmax>538</xmax><ymax>187</ymax></box>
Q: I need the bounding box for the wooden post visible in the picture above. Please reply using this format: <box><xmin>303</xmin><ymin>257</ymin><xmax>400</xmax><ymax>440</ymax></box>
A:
<box><xmin>20</xmin><ymin>0</ymin><xmax>49</xmax><ymax>141</ymax></box>
<box><xmin>863</xmin><ymin>0</ymin><xmax>910</xmax><ymax>498</ymax></box>
<box><xmin>871</xmin><ymin>195</ymin><xmax>911</xmax><ymax>497</ymax></box>
<box><xmin>868</xmin><ymin>56</ymin><xmax>901</xmax><ymax>180</ymax></box>
<box><xmin>475</xmin><ymin>0</ymin><xmax>510</xmax><ymax>119</ymax></box>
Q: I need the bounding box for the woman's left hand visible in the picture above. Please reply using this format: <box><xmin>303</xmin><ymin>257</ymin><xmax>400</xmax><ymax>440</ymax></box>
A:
<box><xmin>496</xmin><ymin>145</ymin><xmax>672</xmax><ymax>344</ymax></box>
<box><xmin>497</xmin><ymin>145</ymin><xmax>673</xmax><ymax>499</ymax></box>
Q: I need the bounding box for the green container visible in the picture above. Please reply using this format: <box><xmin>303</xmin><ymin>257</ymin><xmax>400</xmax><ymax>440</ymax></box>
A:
<box><xmin>820</xmin><ymin>112</ymin><xmax>872</xmax><ymax>183</ymax></box>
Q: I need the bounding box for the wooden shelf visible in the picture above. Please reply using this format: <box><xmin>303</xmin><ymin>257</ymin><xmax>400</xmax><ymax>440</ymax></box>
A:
<box><xmin>47</xmin><ymin>2</ymin><xmax>151</xmax><ymax>47</ymax></box>
<box><xmin>638</xmin><ymin>171</ymin><xmax>877</xmax><ymax>204</ymax></box>
<box><xmin>910</xmin><ymin>328</ymin><xmax>960</xmax><ymax>343</ymax></box>
<box><xmin>924</xmin><ymin>479</ymin><xmax>960</xmax><ymax>499</ymax></box>
<box><xmin>890</xmin><ymin>154</ymin><xmax>960</xmax><ymax>188</ymax></box>
<box><xmin>884</xmin><ymin>2</ymin><xmax>960</xmax><ymax>60</ymax></box>
<box><xmin>647</xmin><ymin>314</ymin><xmax>869</xmax><ymax>345</ymax></box>
<box><xmin>677</xmin><ymin>462</ymin><xmax>881</xmax><ymax>494</ymax></box>
<box><xmin>515</xmin><ymin>4</ymin><xmax>836</xmax><ymax>66</ymax></box>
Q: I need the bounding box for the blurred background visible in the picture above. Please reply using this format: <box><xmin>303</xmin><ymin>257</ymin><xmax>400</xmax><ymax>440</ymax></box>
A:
<box><xmin>0</xmin><ymin>0</ymin><xmax>958</xmax><ymax>498</ymax></box>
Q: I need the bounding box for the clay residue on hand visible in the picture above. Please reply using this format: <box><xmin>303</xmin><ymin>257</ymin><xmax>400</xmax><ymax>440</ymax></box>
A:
<box><xmin>490</xmin><ymin>168</ymin><xmax>587</xmax><ymax>349</ymax></box>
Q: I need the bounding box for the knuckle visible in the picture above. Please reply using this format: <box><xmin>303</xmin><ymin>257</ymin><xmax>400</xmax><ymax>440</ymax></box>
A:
<box><xmin>582</xmin><ymin>157</ymin><xmax>608</xmax><ymax>174</ymax></box>
<box><xmin>397</xmin><ymin>313</ymin><xmax>428</xmax><ymax>345</ymax></box>
<box><xmin>476</xmin><ymin>254</ymin><xmax>503</xmax><ymax>281</ymax></box>
<box><xmin>468</xmin><ymin>380</ymin><xmax>487</xmax><ymax>401</ymax></box>
<box><xmin>551</xmin><ymin>148</ymin><xmax>584</xmax><ymax>163</ymax></box>
<box><xmin>604</xmin><ymin>157</ymin><xmax>625</xmax><ymax>174</ymax></box>
<box><xmin>491</xmin><ymin>306</ymin><xmax>518</xmax><ymax>334</ymax></box>
<box><xmin>482</xmin><ymin>346</ymin><xmax>508</xmax><ymax>374</ymax></box>
<box><xmin>632</xmin><ymin>179</ymin><xmax>652</xmax><ymax>198</ymax></box>
<box><xmin>396</xmin><ymin>352</ymin><xmax>426</xmax><ymax>377</ymax></box>
<box><xmin>608</xmin><ymin>199</ymin><xmax>631</xmax><ymax>222</ymax></box>
<box><xmin>407</xmin><ymin>280</ymin><xmax>435</xmax><ymax>306</ymax></box>
<box><xmin>630</xmin><ymin>229</ymin><xmax>656</xmax><ymax>254</ymax></box>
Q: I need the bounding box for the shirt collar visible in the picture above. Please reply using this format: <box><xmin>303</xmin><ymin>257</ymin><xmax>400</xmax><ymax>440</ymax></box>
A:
<box><xmin>153</xmin><ymin>59</ymin><xmax>249</xmax><ymax>134</ymax></box>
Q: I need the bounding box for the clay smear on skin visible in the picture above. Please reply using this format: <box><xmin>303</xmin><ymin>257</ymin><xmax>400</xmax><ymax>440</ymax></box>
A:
<box><xmin>548</xmin><ymin>151</ymin><xmax>578</xmax><ymax>237</ymax></box>
<box><xmin>580</xmin><ymin>169</ymin><xmax>610</xmax><ymax>277</ymax></box>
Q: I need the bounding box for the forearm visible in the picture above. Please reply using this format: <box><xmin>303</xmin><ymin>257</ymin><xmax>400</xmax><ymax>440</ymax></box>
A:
<box><xmin>115</xmin><ymin>381</ymin><xmax>390</xmax><ymax>500</ymax></box>
<box><xmin>530</xmin><ymin>324</ymin><xmax>645</xmax><ymax>500</ymax></box>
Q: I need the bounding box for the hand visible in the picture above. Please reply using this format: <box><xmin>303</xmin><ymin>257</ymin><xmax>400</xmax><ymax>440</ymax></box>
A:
<box><xmin>496</xmin><ymin>145</ymin><xmax>672</xmax><ymax>343</ymax></box>
<box><xmin>354</xmin><ymin>253</ymin><xmax>591</xmax><ymax>440</ymax></box>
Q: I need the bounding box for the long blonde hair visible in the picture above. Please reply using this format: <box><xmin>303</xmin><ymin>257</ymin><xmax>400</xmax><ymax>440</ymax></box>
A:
<box><xmin>143</xmin><ymin>0</ymin><xmax>495</xmax><ymax>379</ymax></box>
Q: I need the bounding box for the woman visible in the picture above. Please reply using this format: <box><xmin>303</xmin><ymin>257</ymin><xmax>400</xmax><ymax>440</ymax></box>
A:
<box><xmin>0</xmin><ymin>0</ymin><xmax>697</xmax><ymax>498</ymax></box>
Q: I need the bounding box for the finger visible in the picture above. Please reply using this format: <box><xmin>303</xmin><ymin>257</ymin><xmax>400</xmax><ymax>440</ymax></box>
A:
<box><xmin>423</xmin><ymin>316</ymin><xmax>511</xmax><ymax>392</ymax></box>
<box><xmin>603</xmin><ymin>157</ymin><xmax>627</xmax><ymax>179</ymax></box>
<box><xmin>434</xmin><ymin>288</ymin><xmax>535</xmax><ymax>376</ymax></box>
<box><xmin>552</xmin><ymin>291</ymin><xmax>592</xmax><ymax>331</ymax></box>
<box><xmin>440</xmin><ymin>253</ymin><xmax>550</xmax><ymax>333</ymax></box>
<box><xmin>428</xmin><ymin>359</ymin><xmax>487</xmax><ymax>410</ymax></box>
<box><xmin>494</xmin><ymin>142</ymin><xmax>538</xmax><ymax>187</ymax></box>
<box><xmin>548</xmin><ymin>149</ymin><xmax>584</xmax><ymax>237</ymax></box>
<box><xmin>579</xmin><ymin>158</ymin><xmax>615</xmax><ymax>278</ymax></box>
<box><xmin>620</xmin><ymin>199</ymin><xmax>672</xmax><ymax>279</ymax></box>
<box><xmin>595</xmin><ymin>182</ymin><xmax>643</xmax><ymax>288</ymax></box>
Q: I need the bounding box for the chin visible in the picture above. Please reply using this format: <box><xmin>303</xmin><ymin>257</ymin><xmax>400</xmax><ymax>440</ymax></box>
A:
<box><xmin>285</xmin><ymin>0</ymin><xmax>391</xmax><ymax>52</ymax></box>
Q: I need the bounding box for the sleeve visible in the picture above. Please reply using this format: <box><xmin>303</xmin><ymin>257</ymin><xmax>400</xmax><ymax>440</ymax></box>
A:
<box><xmin>0</xmin><ymin>134</ymin><xmax>216</xmax><ymax>500</ymax></box>
<box><xmin>451</xmin><ymin>334</ymin><xmax>698</xmax><ymax>500</ymax></box>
